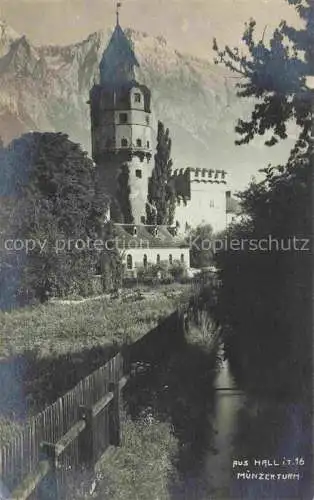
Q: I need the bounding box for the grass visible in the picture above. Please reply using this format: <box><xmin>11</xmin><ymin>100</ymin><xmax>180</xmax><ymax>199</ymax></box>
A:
<box><xmin>0</xmin><ymin>284</ymin><xmax>188</xmax><ymax>358</ymax></box>
<box><xmin>0</xmin><ymin>418</ymin><xmax>23</xmax><ymax>447</ymax></box>
<box><xmin>92</xmin><ymin>413</ymin><xmax>179</xmax><ymax>500</ymax></box>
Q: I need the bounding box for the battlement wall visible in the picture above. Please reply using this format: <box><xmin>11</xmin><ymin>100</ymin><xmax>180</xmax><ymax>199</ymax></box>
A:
<box><xmin>172</xmin><ymin>167</ymin><xmax>227</xmax><ymax>184</ymax></box>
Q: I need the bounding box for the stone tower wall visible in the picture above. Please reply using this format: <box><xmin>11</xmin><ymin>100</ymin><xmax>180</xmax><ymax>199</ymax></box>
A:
<box><xmin>91</xmin><ymin>84</ymin><xmax>153</xmax><ymax>224</ymax></box>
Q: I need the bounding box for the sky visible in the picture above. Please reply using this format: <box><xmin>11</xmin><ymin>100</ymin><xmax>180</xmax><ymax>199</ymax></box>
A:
<box><xmin>0</xmin><ymin>0</ymin><xmax>300</xmax><ymax>57</ymax></box>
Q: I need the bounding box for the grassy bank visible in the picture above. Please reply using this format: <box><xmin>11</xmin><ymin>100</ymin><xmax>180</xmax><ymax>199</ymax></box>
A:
<box><xmin>1</xmin><ymin>282</ymin><xmax>220</xmax><ymax>498</ymax></box>
<box><xmin>0</xmin><ymin>285</ymin><xmax>187</xmax><ymax>358</ymax></box>
<box><xmin>88</xmin><ymin>309</ymin><xmax>221</xmax><ymax>500</ymax></box>
<box><xmin>93</xmin><ymin>414</ymin><xmax>179</xmax><ymax>500</ymax></box>
<box><xmin>0</xmin><ymin>284</ymin><xmax>189</xmax><ymax>448</ymax></box>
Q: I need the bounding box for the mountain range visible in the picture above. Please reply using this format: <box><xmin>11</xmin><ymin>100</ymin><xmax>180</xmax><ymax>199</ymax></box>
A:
<box><xmin>0</xmin><ymin>19</ymin><xmax>295</xmax><ymax>191</ymax></box>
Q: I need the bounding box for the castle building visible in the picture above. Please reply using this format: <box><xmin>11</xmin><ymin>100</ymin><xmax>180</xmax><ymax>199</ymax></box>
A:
<box><xmin>171</xmin><ymin>167</ymin><xmax>229</xmax><ymax>233</ymax></box>
<box><xmin>89</xmin><ymin>10</ymin><xmax>190</xmax><ymax>273</ymax></box>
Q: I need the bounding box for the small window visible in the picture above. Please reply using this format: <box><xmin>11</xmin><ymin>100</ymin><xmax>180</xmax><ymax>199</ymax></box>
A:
<box><xmin>145</xmin><ymin>115</ymin><xmax>150</xmax><ymax>125</ymax></box>
<box><xmin>126</xmin><ymin>254</ymin><xmax>133</xmax><ymax>270</ymax></box>
<box><xmin>156</xmin><ymin>254</ymin><xmax>160</xmax><ymax>265</ymax></box>
<box><xmin>136</xmin><ymin>169</ymin><xmax>142</xmax><ymax>178</ymax></box>
<box><xmin>143</xmin><ymin>254</ymin><xmax>148</xmax><ymax>268</ymax></box>
<box><xmin>210</xmin><ymin>200</ymin><xmax>214</xmax><ymax>208</ymax></box>
<box><xmin>133</xmin><ymin>226</ymin><xmax>137</xmax><ymax>236</ymax></box>
<box><xmin>121</xmin><ymin>138</ymin><xmax>128</xmax><ymax>147</ymax></box>
<box><xmin>180</xmin><ymin>254</ymin><xmax>184</xmax><ymax>263</ymax></box>
<box><xmin>136</xmin><ymin>139</ymin><xmax>142</xmax><ymax>147</ymax></box>
<box><xmin>146</xmin><ymin>141</ymin><xmax>150</xmax><ymax>148</ymax></box>
<box><xmin>134</xmin><ymin>93</ymin><xmax>141</xmax><ymax>103</ymax></box>
<box><xmin>169</xmin><ymin>254</ymin><xmax>173</xmax><ymax>265</ymax></box>
<box><xmin>119</xmin><ymin>113</ymin><xmax>128</xmax><ymax>124</ymax></box>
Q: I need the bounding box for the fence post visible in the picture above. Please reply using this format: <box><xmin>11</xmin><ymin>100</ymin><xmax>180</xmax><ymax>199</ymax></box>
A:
<box><xmin>78</xmin><ymin>406</ymin><xmax>95</xmax><ymax>469</ymax></box>
<box><xmin>109</xmin><ymin>381</ymin><xmax>122</xmax><ymax>446</ymax></box>
<box><xmin>39</xmin><ymin>442</ymin><xmax>60</xmax><ymax>500</ymax></box>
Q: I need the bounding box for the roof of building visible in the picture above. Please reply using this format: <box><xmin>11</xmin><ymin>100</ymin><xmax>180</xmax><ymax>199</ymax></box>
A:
<box><xmin>99</xmin><ymin>23</ymin><xmax>140</xmax><ymax>85</ymax></box>
<box><xmin>112</xmin><ymin>224</ymin><xmax>189</xmax><ymax>249</ymax></box>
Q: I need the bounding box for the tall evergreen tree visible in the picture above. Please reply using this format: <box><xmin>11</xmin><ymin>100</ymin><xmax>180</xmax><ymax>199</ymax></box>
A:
<box><xmin>146</xmin><ymin>121</ymin><xmax>176</xmax><ymax>225</ymax></box>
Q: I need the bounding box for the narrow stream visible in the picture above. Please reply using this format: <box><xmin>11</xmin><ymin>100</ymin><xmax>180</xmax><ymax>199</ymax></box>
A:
<box><xmin>174</xmin><ymin>358</ymin><xmax>311</xmax><ymax>499</ymax></box>
<box><xmin>202</xmin><ymin>360</ymin><xmax>246</xmax><ymax>498</ymax></box>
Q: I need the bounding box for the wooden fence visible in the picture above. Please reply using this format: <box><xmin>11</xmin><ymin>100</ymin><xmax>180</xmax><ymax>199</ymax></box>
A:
<box><xmin>0</xmin><ymin>353</ymin><xmax>126</xmax><ymax>500</ymax></box>
<box><xmin>0</xmin><ymin>309</ymin><xmax>187</xmax><ymax>500</ymax></box>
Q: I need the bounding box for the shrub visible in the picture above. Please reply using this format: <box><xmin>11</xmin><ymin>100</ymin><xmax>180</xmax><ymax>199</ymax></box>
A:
<box><xmin>169</xmin><ymin>260</ymin><xmax>186</xmax><ymax>280</ymax></box>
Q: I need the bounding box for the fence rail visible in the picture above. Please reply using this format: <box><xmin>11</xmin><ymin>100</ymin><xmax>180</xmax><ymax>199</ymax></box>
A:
<box><xmin>0</xmin><ymin>309</ymin><xmax>187</xmax><ymax>500</ymax></box>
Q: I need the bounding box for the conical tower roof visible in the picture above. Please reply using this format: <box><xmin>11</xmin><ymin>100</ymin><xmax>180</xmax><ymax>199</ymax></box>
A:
<box><xmin>99</xmin><ymin>23</ymin><xmax>139</xmax><ymax>85</ymax></box>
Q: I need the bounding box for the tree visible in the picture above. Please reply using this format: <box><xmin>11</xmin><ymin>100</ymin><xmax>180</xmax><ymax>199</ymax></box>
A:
<box><xmin>213</xmin><ymin>0</ymin><xmax>314</xmax><ymax>150</ymax></box>
<box><xmin>146</xmin><ymin>121</ymin><xmax>176</xmax><ymax>225</ymax></box>
<box><xmin>0</xmin><ymin>132</ymin><xmax>112</xmax><ymax>305</ymax></box>
<box><xmin>116</xmin><ymin>165</ymin><xmax>134</xmax><ymax>224</ymax></box>
<box><xmin>212</xmin><ymin>0</ymin><xmax>313</xmax><ymax>396</ymax></box>
<box><xmin>188</xmin><ymin>224</ymin><xmax>215</xmax><ymax>268</ymax></box>
<box><xmin>99</xmin><ymin>221</ymin><xmax>123</xmax><ymax>293</ymax></box>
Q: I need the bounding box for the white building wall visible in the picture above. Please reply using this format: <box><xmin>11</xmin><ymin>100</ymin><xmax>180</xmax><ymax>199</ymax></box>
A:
<box><xmin>175</xmin><ymin>182</ymin><xmax>227</xmax><ymax>233</ymax></box>
<box><xmin>121</xmin><ymin>247</ymin><xmax>190</xmax><ymax>270</ymax></box>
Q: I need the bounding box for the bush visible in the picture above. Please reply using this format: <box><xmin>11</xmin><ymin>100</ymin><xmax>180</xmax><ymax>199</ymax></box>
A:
<box><xmin>169</xmin><ymin>260</ymin><xmax>186</xmax><ymax>280</ymax></box>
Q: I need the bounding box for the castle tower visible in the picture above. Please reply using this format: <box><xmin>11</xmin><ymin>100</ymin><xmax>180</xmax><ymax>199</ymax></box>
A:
<box><xmin>89</xmin><ymin>8</ymin><xmax>153</xmax><ymax>224</ymax></box>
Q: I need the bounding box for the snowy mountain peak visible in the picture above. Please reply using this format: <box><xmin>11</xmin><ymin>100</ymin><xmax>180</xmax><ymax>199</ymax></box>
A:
<box><xmin>0</xmin><ymin>19</ymin><xmax>20</xmax><ymax>57</ymax></box>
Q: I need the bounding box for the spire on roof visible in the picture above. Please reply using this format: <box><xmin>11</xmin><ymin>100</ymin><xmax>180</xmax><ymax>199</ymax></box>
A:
<box><xmin>99</xmin><ymin>3</ymin><xmax>139</xmax><ymax>85</ymax></box>
<box><xmin>116</xmin><ymin>1</ymin><xmax>122</xmax><ymax>26</ymax></box>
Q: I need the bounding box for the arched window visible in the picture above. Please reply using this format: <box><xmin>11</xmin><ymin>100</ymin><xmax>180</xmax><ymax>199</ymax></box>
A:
<box><xmin>156</xmin><ymin>254</ymin><xmax>160</xmax><ymax>265</ymax></box>
<box><xmin>126</xmin><ymin>254</ymin><xmax>133</xmax><ymax>270</ymax></box>
<box><xmin>169</xmin><ymin>254</ymin><xmax>173</xmax><ymax>265</ymax></box>
<box><xmin>136</xmin><ymin>138</ymin><xmax>142</xmax><ymax>147</ymax></box>
<box><xmin>180</xmin><ymin>254</ymin><xmax>184</xmax><ymax>263</ymax></box>
<box><xmin>121</xmin><ymin>138</ymin><xmax>128</xmax><ymax>147</ymax></box>
<box><xmin>143</xmin><ymin>254</ymin><xmax>148</xmax><ymax>268</ymax></box>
